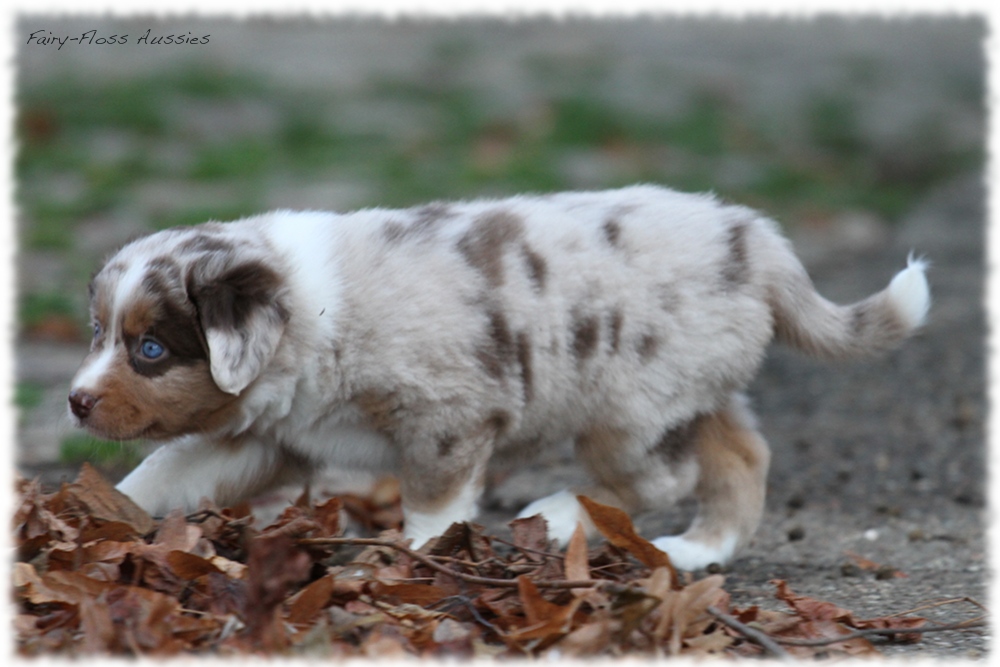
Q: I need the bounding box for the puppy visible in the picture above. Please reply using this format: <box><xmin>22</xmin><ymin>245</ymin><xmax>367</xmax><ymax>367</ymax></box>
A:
<box><xmin>68</xmin><ymin>185</ymin><xmax>929</xmax><ymax>569</ymax></box>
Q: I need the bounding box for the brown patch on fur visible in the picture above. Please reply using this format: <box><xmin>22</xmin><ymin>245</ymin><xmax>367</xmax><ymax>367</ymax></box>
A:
<box><xmin>516</xmin><ymin>331</ymin><xmax>533</xmax><ymax>402</ymax></box>
<box><xmin>652</xmin><ymin>418</ymin><xmax>701</xmax><ymax>464</ymax></box>
<box><xmin>521</xmin><ymin>244</ymin><xmax>548</xmax><ymax>292</ymax></box>
<box><xmin>382</xmin><ymin>221</ymin><xmax>408</xmax><ymax>243</ymax></box>
<box><xmin>476</xmin><ymin>309</ymin><xmax>516</xmax><ymax>379</ymax></box>
<box><xmin>412</xmin><ymin>203</ymin><xmax>454</xmax><ymax>234</ymax></box>
<box><xmin>72</xmin><ymin>343</ymin><xmax>239</xmax><ymax>441</ymax></box>
<box><xmin>571</xmin><ymin>312</ymin><xmax>600</xmax><ymax>361</ymax></box>
<box><xmin>121</xmin><ymin>282</ymin><xmax>208</xmax><ymax>378</ymax></box>
<box><xmin>354</xmin><ymin>390</ymin><xmax>403</xmax><ymax>435</ymax></box>
<box><xmin>573</xmin><ymin>426</ymin><xmax>646</xmax><ymax>511</ymax></box>
<box><xmin>486</xmin><ymin>410</ymin><xmax>512</xmax><ymax>436</ymax></box>
<box><xmin>177</xmin><ymin>234</ymin><xmax>235</xmax><ymax>255</ymax></box>
<box><xmin>602</xmin><ymin>218</ymin><xmax>622</xmax><ymax>248</ymax></box>
<box><xmin>383</xmin><ymin>205</ymin><xmax>454</xmax><ymax>244</ymax></box>
<box><xmin>686</xmin><ymin>399</ymin><xmax>771</xmax><ymax>546</ymax></box>
<box><xmin>850</xmin><ymin>297</ymin><xmax>908</xmax><ymax>350</ymax></box>
<box><xmin>437</xmin><ymin>434</ymin><xmax>457</xmax><ymax>457</ymax></box>
<box><xmin>608</xmin><ymin>308</ymin><xmax>624</xmax><ymax>353</ymax></box>
<box><xmin>88</xmin><ymin>285</ymin><xmax>113</xmax><ymax>348</ymax></box>
<box><xmin>456</xmin><ymin>210</ymin><xmax>525</xmax><ymax>287</ymax></box>
<box><xmin>637</xmin><ymin>333</ymin><xmax>660</xmax><ymax>361</ymax></box>
<box><xmin>721</xmin><ymin>220</ymin><xmax>750</xmax><ymax>286</ymax></box>
<box><xmin>187</xmin><ymin>260</ymin><xmax>289</xmax><ymax>333</ymax></box>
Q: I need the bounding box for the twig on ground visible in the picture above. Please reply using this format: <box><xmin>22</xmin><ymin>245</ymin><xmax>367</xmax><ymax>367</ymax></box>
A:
<box><xmin>489</xmin><ymin>535</ymin><xmax>566</xmax><ymax>561</ymax></box>
<box><xmin>774</xmin><ymin>618</ymin><xmax>987</xmax><ymax>647</ymax></box>
<box><xmin>705</xmin><ymin>605</ymin><xmax>794</xmax><ymax>660</ymax></box>
<box><xmin>299</xmin><ymin>536</ymin><xmax>606</xmax><ymax>591</ymax></box>
<box><xmin>887</xmin><ymin>596</ymin><xmax>988</xmax><ymax>618</ymax></box>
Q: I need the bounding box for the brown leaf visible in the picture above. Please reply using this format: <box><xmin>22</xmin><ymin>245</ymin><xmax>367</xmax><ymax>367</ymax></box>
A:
<box><xmin>577</xmin><ymin>495</ymin><xmax>678</xmax><ymax>585</ymax></box>
<box><xmin>843</xmin><ymin>550</ymin><xmax>880</xmax><ymax>570</ymax></box>
<box><xmin>564</xmin><ymin>522</ymin><xmax>590</xmax><ymax>591</ymax></box>
<box><xmin>683</xmin><ymin>626</ymin><xmax>734</xmax><ymax>655</ymax></box>
<box><xmin>15</xmin><ymin>564</ymin><xmax>114</xmax><ymax>606</ymax></box>
<box><xmin>370</xmin><ymin>581</ymin><xmax>453</xmax><ymax>607</ymax></box>
<box><xmin>79</xmin><ymin>520</ymin><xmax>145</xmax><ymax>543</ymax></box>
<box><xmin>243</xmin><ymin>533</ymin><xmax>313</xmax><ymax>650</ymax></box>
<box><xmin>671</xmin><ymin>574</ymin><xmax>727</xmax><ymax>652</ymax></box>
<box><xmin>287</xmin><ymin>574</ymin><xmax>335</xmax><ymax>625</ymax></box>
<box><xmin>68</xmin><ymin>464</ymin><xmax>154</xmax><ymax>535</ymax></box>
<box><xmin>518</xmin><ymin>575</ymin><xmax>563</xmax><ymax>626</ymax></box>
<box><xmin>313</xmin><ymin>497</ymin><xmax>343</xmax><ymax>537</ymax></box>
<box><xmin>549</xmin><ymin>614</ymin><xmax>615</xmax><ymax>657</ymax></box>
<box><xmin>166</xmin><ymin>550</ymin><xmax>224</xmax><ymax>580</ymax></box>
<box><xmin>772</xmin><ymin>579</ymin><xmax>852</xmax><ymax>621</ymax></box>
<box><xmin>79</xmin><ymin>594</ymin><xmax>117</xmax><ymax>653</ymax></box>
<box><xmin>154</xmin><ymin>510</ymin><xmax>202</xmax><ymax>551</ymax></box>
<box><xmin>509</xmin><ymin>514</ymin><xmax>550</xmax><ymax>560</ymax></box>
<box><xmin>770</xmin><ymin>580</ymin><xmax>925</xmax><ymax>647</ymax></box>
<box><xmin>788</xmin><ymin>620</ymin><xmax>880</xmax><ymax>657</ymax></box>
<box><xmin>509</xmin><ymin>575</ymin><xmax>581</xmax><ymax>642</ymax></box>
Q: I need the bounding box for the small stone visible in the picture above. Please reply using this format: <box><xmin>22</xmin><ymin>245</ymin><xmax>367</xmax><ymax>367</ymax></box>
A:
<box><xmin>876</xmin><ymin>505</ymin><xmax>901</xmax><ymax>517</ymax></box>
<box><xmin>908</xmin><ymin>529</ymin><xmax>926</xmax><ymax>542</ymax></box>
<box><xmin>786</xmin><ymin>495</ymin><xmax>805</xmax><ymax>510</ymax></box>
<box><xmin>841</xmin><ymin>563</ymin><xmax>861</xmax><ymax>577</ymax></box>
<box><xmin>433</xmin><ymin>618</ymin><xmax>471</xmax><ymax>644</ymax></box>
<box><xmin>875</xmin><ymin>565</ymin><xmax>898</xmax><ymax>580</ymax></box>
<box><xmin>706</xmin><ymin>562</ymin><xmax>724</xmax><ymax>574</ymax></box>
<box><xmin>787</xmin><ymin>526</ymin><xmax>806</xmax><ymax>541</ymax></box>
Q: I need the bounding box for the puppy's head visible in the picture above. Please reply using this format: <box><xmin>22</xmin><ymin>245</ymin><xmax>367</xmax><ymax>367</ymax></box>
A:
<box><xmin>68</xmin><ymin>223</ymin><xmax>289</xmax><ymax>441</ymax></box>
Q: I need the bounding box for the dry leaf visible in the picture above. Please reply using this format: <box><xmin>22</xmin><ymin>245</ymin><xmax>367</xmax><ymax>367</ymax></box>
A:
<box><xmin>68</xmin><ymin>463</ymin><xmax>154</xmax><ymax>535</ymax></box>
<box><xmin>577</xmin><ymin>495</ymin><xmax>678</xmax><ymax>585</ymax></box>
<box><xmin>13</xmin><ymin>466</ymin><xmax>944</xmax><ymax>659</ymax></box>
<box><xmin>509</xmin><ymin>514</ymin><xmax>551</xmax><ymax>560</ymax></box>
<box><xmin>287</xmin><ymin>574</ymin><xmax>335</xmax><ymax>626</ymax></box>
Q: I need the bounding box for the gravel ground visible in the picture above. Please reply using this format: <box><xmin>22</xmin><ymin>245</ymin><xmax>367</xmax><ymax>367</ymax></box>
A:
<box><xmin>14</xmin><ymin>17</ymin><xmax>989</xmax><ymax>657</ymax></box>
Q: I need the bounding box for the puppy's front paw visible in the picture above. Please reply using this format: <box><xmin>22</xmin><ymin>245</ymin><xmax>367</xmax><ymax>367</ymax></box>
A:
<box><xmin>652</xmin><ymin>534</ymin><xmax>738</xmax><ymax>571</ymax></box>
<box><xmin>517</xmin><ymin>489</ymin><xmax>588</xmax><ymax>545</ymax></box>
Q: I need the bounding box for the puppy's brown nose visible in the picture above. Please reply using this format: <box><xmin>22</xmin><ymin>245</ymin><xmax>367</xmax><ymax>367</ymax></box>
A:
<box><xmin>68</xmin><ymin>389</ymin><xmax>97</xmax><ymax>420</ymax></box>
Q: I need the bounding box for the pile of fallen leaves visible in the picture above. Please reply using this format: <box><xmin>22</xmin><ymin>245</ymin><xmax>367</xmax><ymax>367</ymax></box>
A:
<box><xmin>13</xmin><ymin>464</ymin><xmax>948</xmax><ymax>658</ymax></box>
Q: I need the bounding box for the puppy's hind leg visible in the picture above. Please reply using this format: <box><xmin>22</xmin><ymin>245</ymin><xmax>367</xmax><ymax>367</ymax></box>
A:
<box><xmin>518</xmin><ymin>427</ymin><xmax>700</xmax><ymax>546</ymax></box>
<box><xmin>652</xmin><ymin>394</ymin><xmax>771</xmax><ymax>570</ymax></box>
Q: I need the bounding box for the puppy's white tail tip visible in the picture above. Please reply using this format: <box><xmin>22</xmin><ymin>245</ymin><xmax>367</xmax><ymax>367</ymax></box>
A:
<box><xmin>888</xmin><ymin>253</ymin><xmax>931</xmax><ymax>330</ymax></box>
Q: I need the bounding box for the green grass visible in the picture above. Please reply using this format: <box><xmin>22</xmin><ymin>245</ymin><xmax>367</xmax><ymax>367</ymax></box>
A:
<box><xmin>16</xmin><ymin>57</ymin><xmax>984</xmax><ymax>260</ymax></box>
<box><xmin>59</xmin><ymin>434</ymin><xmax>143</xmax><ymax>468</ymax></box>
<box><xmin>14</xmin><ymin>383</ymin><xmax>46</xmax><ymax>412</ymax></box>
<box><xmin>150</xmin><ymin>202</ymin><xmax>263</xmax><ymax>230</ymax></box>
<box><xmin>19</xmin><ymin>292</ymin><xmax>78</xmax><ymax>329</ymax></box>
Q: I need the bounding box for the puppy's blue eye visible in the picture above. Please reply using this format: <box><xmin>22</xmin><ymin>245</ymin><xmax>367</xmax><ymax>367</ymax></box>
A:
<box><xmin>93</xmin><ymin>323</ymin><xmax>101</xmax><ymax>338</ymax></box>
<box><xmin>140</xmin><ymin>339</ymin><xmax>165</xmax><ymax>359</ymax></box>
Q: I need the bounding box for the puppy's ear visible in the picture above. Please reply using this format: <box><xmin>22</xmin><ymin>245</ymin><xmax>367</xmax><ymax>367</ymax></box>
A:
<box><xmin>187</xmin><ymin>259</ymin><xmax>289</xmax><ymax>395</ymax></box>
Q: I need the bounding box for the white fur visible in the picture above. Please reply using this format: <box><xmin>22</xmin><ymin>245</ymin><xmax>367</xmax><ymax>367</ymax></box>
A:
<box><xmin>652</xmin><ymin>533</ymin><xmax>739</xmax><ymax>571</ymax></box>
<box><xmin>517</xmin><ymin>490</ymin><xmax>589</xmax><ymax>544</ymax></box>
<box><xmin>888</xmin><ymin>254</ymin><xmax>931</xmax><ymax>329</ymax></box>
<box><xmin>403</xmin><ymin>476</ymin><xmax>482</xmax><ymax>548</ymax></box>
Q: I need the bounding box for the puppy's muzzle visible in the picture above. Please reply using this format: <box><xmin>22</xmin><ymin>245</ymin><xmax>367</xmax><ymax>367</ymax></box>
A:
<box><xmin>68</xmin><ymin>389</ymin><xmax>98</xmax><ymax>421</ymax></box>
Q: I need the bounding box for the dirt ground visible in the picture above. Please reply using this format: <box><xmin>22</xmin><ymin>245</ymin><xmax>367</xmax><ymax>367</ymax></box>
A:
<box><xmin>14</xmin><ymin>17</ymin><xmax>989</xmax><ymax>657</ymax></box>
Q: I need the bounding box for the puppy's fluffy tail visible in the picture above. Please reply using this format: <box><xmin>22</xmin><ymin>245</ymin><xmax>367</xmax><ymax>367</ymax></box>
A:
<box><xmin>768</xmin><ymin>251</ymin><xmax>930</xmax><ymax>360</ymax></box>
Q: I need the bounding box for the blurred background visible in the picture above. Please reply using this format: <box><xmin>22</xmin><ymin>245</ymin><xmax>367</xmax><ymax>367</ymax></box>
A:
<box><xmin>14</xmin><ymin>16</ymin><xmax>985</xmax><ymax>489</ymax></box>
